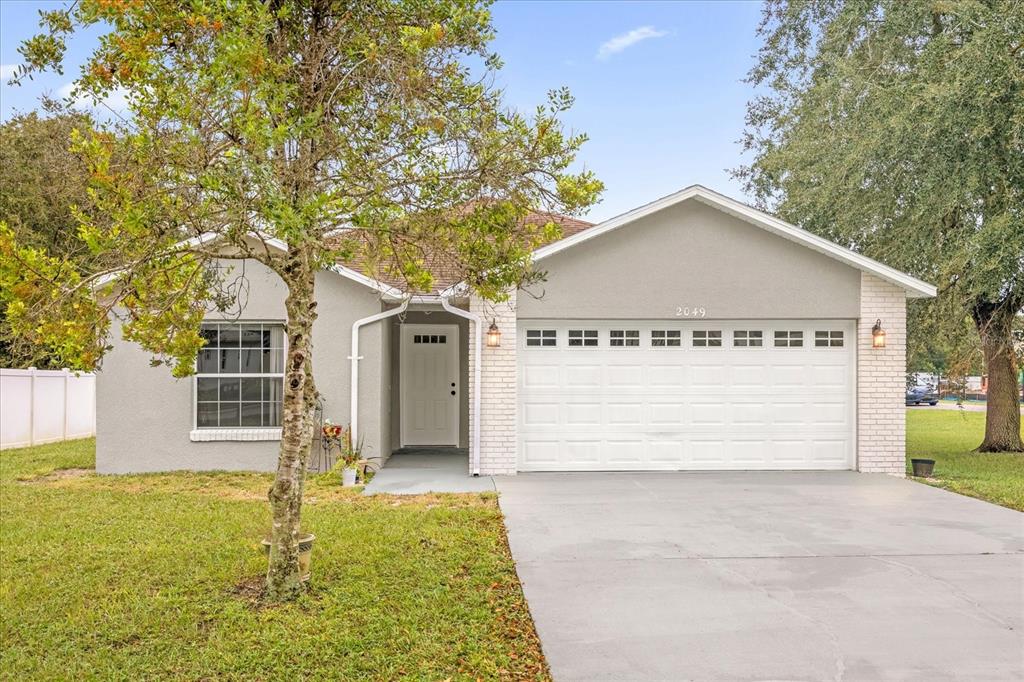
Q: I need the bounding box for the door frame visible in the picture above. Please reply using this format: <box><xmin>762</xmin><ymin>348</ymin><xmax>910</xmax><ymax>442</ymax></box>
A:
<box><xmin>399</xmin><ymin>323</ymin><xmax>460</xmax><ymax>447</ymax></box>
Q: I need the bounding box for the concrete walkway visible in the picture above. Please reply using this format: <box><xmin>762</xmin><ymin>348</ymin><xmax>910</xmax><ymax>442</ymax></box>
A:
<box><xmin>363</xmin><ymin>448</ymin><xmax>495</xmax><ymax>495</ymax></box>
<box><xmin>497</xmin><ymin>472</ymin><xmax>1024</xmax><ymax>681</ymax></box>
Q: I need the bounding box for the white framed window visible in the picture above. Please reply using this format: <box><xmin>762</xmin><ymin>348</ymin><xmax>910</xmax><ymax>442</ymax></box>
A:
<box><xmin>195</xmin><ymin>322</ymin><xmax>284</xmax><ymax>428</ymax></box>
<box><xmin>774</xmin><ymin>330</ymin><xmax>804</xmax><ymax>348</ymax></box>
<box><xmin>693</xmin><ymin>330</ymin><xmax>722</xmax><ymax>347</ymax></box>
<box><xmin>651</xmin><ymin>330</ymin><xmax>681</xmax><ymax>347</ymax></box>
<box><xmin>815</xmin><ymin>330</ymin><xmax>844</xmax><ymax>347</ymax></box>
<box><xmin>610</xmin><ymin>330</ymin><xmax>640</xmax><ymax>347</ymax></box>
<box><xmin>568</xmin><ymin>329</ymin><xmax>598</xmax><ymax>347</ymax></box>
<box><xmin>414</xmin><ymin>333</ymin><xmax>447</xmax><ymax>344</ymax></box>
<box><xmin>526</xmin><ymin>329</ymin><xmax>557</xmax><ymax>347</ymax></box>
<box><xmin>733</xmin><ymin>330</ymin><xmax>763</xmax><ymax>347</ymax></box>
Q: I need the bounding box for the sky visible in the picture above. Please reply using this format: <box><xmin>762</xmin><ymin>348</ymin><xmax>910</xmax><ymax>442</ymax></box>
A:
<box><xmin>0</xmin><ymin>0</ymin><xmax>765</xmax><ymax>222</ymax></box>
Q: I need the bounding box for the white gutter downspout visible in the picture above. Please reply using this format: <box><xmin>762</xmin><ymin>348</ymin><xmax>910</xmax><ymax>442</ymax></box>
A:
<box><xmin>441</xmin><ymin>297</ymin><xmax>482</xmax><ymax>477</ymax></box>
<box><xmin>349</xmin><ymin>297</ymin><xmax>410</xmax><ymax>447</ymax></box>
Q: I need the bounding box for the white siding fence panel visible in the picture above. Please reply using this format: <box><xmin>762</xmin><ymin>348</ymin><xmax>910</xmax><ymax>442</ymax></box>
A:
<box><xmin>0</xmin><ymin>368</ymin><xmax>96</xmax><ymax>450</ymax></box>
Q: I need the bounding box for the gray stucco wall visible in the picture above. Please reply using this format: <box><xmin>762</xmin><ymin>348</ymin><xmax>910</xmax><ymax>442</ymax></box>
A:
<box><xmin>96</xmin><ymin>258</ymin><xmax>388</xmax><ymax>473</ymax></box>
<box><xmin>518</xmin><ymin>199</ymin><xmax>861</xmax><ymax>319</ymax></box>
<box><xmin>388</xmin><ymin>309</ymin><xmax>470</xmax><ymax>450</ymax></box>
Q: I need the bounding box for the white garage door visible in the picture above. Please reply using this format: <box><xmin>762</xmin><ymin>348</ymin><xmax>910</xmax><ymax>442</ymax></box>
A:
<box><xmin>517</xmin><ymin>320</ymin><xmax>856</xmax><ymax>471</ymax></box>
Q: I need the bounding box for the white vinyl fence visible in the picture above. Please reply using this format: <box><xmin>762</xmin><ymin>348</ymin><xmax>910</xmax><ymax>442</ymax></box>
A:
<box><xmin>1</xmin><ymin>368</ymin><xmax>96</xmax><ymax>450</ymax></box>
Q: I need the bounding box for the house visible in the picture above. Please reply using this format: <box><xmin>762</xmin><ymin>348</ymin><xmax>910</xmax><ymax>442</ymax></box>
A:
<box><xmin>95</xmin><ymin>185</ymin><xmax>936</xmax><ymax>476</ymax></box>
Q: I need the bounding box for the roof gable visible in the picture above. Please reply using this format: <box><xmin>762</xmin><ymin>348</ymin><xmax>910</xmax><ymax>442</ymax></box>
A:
<box><xmin>531</xmin><ymin>185</ymin><xmax>936</xmax><ymax>298</ymax></box>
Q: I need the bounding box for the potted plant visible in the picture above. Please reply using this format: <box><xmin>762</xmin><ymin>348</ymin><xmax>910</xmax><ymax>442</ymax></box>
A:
<box><xmin>337</xmin><ymin>438</ymin><xmax>362</xmax><ymax>485</ymax></box>
<box><xmin>338</xmin><ymin>424</ymin><xmax>362</xmax><ymax>486</ymax></box>
<box><xmin>321</xmin><ymin>421</ymin><xmax>362</xmax><ymax>485</ymax></box>
<box><xmin>911</xmin><ymin>458</ymin><xmax>935</xmax><ymax>477</ymax></box>
<box><xmin>261</xmin><ymin>533</ymin><xmax>316</xmax><ymax>582</ymax></box>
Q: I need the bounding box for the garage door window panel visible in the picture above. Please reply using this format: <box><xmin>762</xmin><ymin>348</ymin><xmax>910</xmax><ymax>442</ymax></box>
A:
<box><xmin>526</xmin><ymin>329</ymin><xmax>557</xmax><ymax>347</ymax></box>
<box><xmin>568</xmin><ymin>330</ymin><xmax>598</xmax><ymax>347</ymax></box>
<box><xmin>610</xmin><ymin>330</ymin><xmax>639</xmax><ymax>347</ymax></box>
<box><xmin>693</xmin><ymin>330</ymin><xmax>722</xmax><ymax>347</ymax></box>
<box><xmin>774</xmin><ymin>331</ymin><xmax>804</xmax><ymax>348</ymax></box>
<box><xmin>815</xmin><ymin>330</ymin><xmax>844</xmax><ymax>348</ymax></box>
<box><xmin>734</xmin><ymin>330</ymin><xmax>763</xmax><ymax>347</ymax></box>
<box><xmin>651</xmin><ymin>330</ymin><xmax>681</xmax><ymax>347</ymax></box>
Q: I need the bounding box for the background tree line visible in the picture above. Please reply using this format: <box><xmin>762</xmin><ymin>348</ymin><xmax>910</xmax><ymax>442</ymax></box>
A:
<box><xmin>0</xmin><ymin>104</ymin><xmax>94</xmax><ymax>368</ymax></box>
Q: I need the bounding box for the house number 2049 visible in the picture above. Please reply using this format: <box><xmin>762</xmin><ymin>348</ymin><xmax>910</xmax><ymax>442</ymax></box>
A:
<box><xmin>675</xmin><ymin>306</ymin><xmax>707</xmax><ymax>318</ymax></box>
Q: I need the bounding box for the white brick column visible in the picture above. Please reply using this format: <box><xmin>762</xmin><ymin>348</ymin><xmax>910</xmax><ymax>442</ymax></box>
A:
<box><xmin>469</xmin><ymin>292</ymin><xmax>518</xmax><ymax>475</ymax></box>
<box><xmin>857</xmin><ymin>273</ymin><xmax>907</xmax><ymax>476</ymax></box>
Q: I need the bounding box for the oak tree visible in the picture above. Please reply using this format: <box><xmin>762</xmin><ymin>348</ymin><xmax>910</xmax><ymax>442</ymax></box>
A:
<box><xmin>738</xmin><ymin>0</ymin><xmax>1024</xmax><ymax>451</ymax></box>
<box><xmin>1</xmin><ymin>0</ymin><xmax>600</xmax><ymax>600</ymax></box>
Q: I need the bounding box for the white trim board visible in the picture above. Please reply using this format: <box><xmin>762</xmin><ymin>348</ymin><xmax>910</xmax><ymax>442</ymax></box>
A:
<box><xmin>531</xmin><ymin>185</ymin><xmax>937</xmax><ymax>299</ymax></box>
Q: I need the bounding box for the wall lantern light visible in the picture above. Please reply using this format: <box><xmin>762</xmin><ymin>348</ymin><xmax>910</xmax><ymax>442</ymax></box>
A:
<box><xmin>871</xmin><ymin>319</ymin><xmax>886</xmax><ymax>349</ymax></box>
<box><xmin>485</xmin><ymin>320</ymin><xmax>501</xmax><ymax>348</ymax></box>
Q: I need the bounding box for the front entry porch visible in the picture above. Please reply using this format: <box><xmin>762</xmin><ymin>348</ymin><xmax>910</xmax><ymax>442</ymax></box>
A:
<box><xmin>363</xmin><ymin>447</ymin><xmax>494</xmax><ymax>495</ymax></box>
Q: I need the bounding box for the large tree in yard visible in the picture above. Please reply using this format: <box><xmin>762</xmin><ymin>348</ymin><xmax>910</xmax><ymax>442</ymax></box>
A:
<box><xmin>738</xmin><ymin>0</ymin><xmax>1024</xmax><ymax>451</ymax></box>
<box><xmin>1</xmin><ymin>0</ymin><xmax>600</xmax><ymax>601</ymax></box>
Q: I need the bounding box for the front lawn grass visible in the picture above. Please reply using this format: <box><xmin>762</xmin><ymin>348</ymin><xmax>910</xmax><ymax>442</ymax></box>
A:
<box><xmin>907</xmin><ymin>409</ymin><xmax>1024</xmax><ymax>511</ymax></box>
<box><xmin>0</xmin><ymin>439</ymin><xmax>547</xmax><ymax>681</ymax></box>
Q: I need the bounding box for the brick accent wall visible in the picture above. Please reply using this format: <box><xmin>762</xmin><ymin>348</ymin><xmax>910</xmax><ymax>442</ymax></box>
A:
<box><xmin>857</xmin><ymin>273</ymin><xmax>908</xmax><ymax>476</ymax></box>
<box><xmin>469</xmin><ymin>292</ymin><xmax>518</xmax><ymax>475</ymax></box>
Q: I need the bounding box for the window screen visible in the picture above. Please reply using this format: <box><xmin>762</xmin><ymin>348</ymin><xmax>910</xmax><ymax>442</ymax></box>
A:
<box><xmin>196</xmin><ymin>323</ymin><xmax>284</xmax><ymax>428</ymax></box>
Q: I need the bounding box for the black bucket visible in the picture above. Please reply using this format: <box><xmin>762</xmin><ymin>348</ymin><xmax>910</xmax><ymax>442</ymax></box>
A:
<box><xmin>911</xmin><ymin>458</ymin><xmax>935</xmax><ymax>477</ymax></box>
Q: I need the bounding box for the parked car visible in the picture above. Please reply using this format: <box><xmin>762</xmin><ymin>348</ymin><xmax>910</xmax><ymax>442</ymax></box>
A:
<box><xmin>906</xmin><ymin>387</ymin><xmax>939</xmax><ymax>406</ymax></box>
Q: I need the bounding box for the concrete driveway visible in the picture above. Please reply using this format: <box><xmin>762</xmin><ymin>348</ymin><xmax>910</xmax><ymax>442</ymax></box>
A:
<box><xmin>497</xmin><ymin>472</ymin><xmax>1024</xmax><ymax>681</ymax></box>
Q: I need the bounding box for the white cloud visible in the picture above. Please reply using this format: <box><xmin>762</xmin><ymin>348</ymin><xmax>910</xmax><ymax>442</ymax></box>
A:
<box><xmin>1</xmin><ymin>64</ymin><xmax>19</xmax><ymax>80</ymax></box>
<box><xmin>596</xmin><ymin>26</ymin><xmax>668</xmax><ymax>61</ymax></box>
<box><xmin>58</xmin><ymin>81</ymin><xmax>131</xmax><ymax>113</ymax></box>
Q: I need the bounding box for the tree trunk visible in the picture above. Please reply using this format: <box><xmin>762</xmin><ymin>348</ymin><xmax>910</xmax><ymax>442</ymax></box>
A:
<box><xmin>265</xmin><ymin>259</ymin><xmax>318</xmax><ymax>601</ymax></box>
<box><xmin>976</xmin><ymin>310</ymin><xmax>1024</xmax><ymax>452</ymax></box>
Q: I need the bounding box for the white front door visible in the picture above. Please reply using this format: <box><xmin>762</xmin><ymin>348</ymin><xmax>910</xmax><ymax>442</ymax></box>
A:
<box><xmin>517</xmin><ymin>320</ymin><xmax>856</xmax><ymax>471</ymax></box>
<box><xmin>401</xmin><ymin>324</ymin><xmax>460</xmax><ymax>446</ymax></box>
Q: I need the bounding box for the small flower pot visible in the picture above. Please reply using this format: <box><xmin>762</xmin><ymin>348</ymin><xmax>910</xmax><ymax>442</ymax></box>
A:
<box><xmin>911</xmin><ymin>458</ymin><xmax>935</xmax><ymax>477</ymax></box>
<box><xmin>341</xmin><ymin>467</ymin><xmax>358</xmax><ymax>487</ymax></box>
<box><xmin>261</xmin><ymin>533</ymin><xmax>316</xmax><ymax>582</ymax></box>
